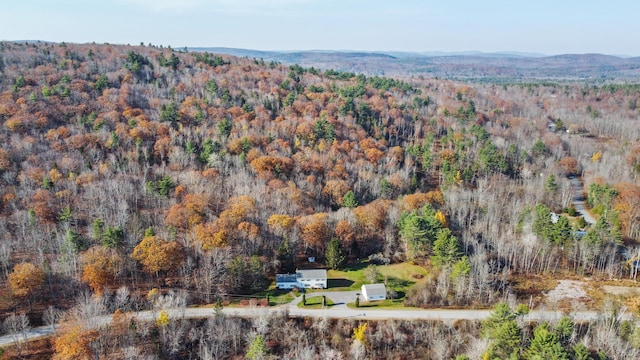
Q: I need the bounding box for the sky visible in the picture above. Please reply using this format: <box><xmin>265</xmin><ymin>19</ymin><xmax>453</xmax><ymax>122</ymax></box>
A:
<box><xmin>1</xmin><ymin>0</ymin><xmax>639</xmax><ymax>56</ymax></box>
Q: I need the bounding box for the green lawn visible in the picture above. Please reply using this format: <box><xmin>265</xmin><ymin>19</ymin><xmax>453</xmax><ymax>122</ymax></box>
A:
<box><xmin>378</xmin><ymin>262</ymin><xmax>429</xmax><ymax>281</ymax></box>
<box><xmin>347</xmin><ymin>298</ymin><xmax>409</xmax><ymax>309</ymax></box>
<box><xmin>194</xmin><ymin>289</ymin><xmax>293</xmax><ymax>308</ymax></box>
<box><xmin>253</xmin><ymin>288</ymin><xmax>295</xmax><ymax>306</ymax></box>
<box><xmin>327</xmin><ymin>261</ymin><xmax>429</xmax><ymax>296</ymax></box>
<box><xmin>269</xmin><ymin>292</ymin><xmax>294</xmax><ymax>306</ymax></box>
<box><xmin>298</xmin><ymin>295</ymin><xmax>335</xmax><ymax>309</ymax></box>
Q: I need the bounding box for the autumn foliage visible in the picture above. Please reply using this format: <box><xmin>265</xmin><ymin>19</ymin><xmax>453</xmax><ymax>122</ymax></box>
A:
<box><xmin>164</xmin><ymin>193</ymin><xmax>209</xmax><ymax>230</ymax></box>
<box><xmin>267</xmin><ymin>214</ymin><xmax>296</xmax><ymax>236</ymax></box>
<box><xmin>0</xmin><ymin>42</ymin><xmax>638</xmax><ymax>357</ymax></box>
<box><xmin>131</xmin><ymin>236</ymin><xmax>185</xmax><ymax>274</ymax></box>
<box><xmin>8</xmin><ymin>262</ymin><xmax>45</xmax><ymax>299</ymax></box>
<box><xmin>53</xmin><ymin>323</ymin><xmax>99</xmax><ymax>360</ymax></box>
<box><xmin>402</xmin><ymin>190</ymin><xmax>444</xmax><ymax>211</ymax></box>
<box><xmin>297</xmin><ymin>213</ymin><xmax>331</xmax><ymax>250</ymax></box>
<box><xmin>81</xmin><ymin>246</ymin><xmax>123</xmax><ymax>294</ymax></box>
<box><xmin>194</xmin><ymin>222</ymin><xmax>229</xmax><ymax>250</ymax></box>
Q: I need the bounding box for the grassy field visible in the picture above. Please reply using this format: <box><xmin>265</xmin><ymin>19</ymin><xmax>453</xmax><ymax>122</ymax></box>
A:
<box><xmin>327</xmin><ymin>261</ymin><xmax>429</xmax><ymax>297</ymax></box>
<box><xmin>347</xmin><ymin>298</ymin><xmax>408</xmax><ymax>309</ymax></box>
<box><xmin>298</xmin><ymin>295</ymin><xmax>335</xmax><ymax>309</ymax></box>
<box><xmin>259</xmin><ymin>288</ymin><xmax>295</xmax><ymax>305</ymax></box>
<box><xmin>217</xmin><ymin>288</ymin><xmax>295</xmax><ymax>307</ymax></box>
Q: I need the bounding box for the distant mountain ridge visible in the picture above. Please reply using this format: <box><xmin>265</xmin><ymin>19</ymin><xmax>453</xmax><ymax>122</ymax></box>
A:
<box><xmin>189</xmin><ymin>47</ymin><xmax>640</xmax><ymax>81</ymax></box>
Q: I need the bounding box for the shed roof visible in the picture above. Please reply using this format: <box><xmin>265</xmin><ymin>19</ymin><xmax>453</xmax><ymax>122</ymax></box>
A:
<box><xmin>362</xmin><ymin>283</ymin><xmax>387</xmax><ymax>297</ymax></box>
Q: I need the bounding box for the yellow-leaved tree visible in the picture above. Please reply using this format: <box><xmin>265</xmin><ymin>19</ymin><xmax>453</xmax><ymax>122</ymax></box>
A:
<box><xmin>267</xmin><ymin>214</ymin><xmax>295</xmax><ymax>237</ymax></box>
<box><xmin>591</xmin><ymin>150</ymin><xmax>603</xmax><ymax>162</ymax></box>
<box><xmin>156</xmin><ymin>310</ymin><xmax>170</xmax><ymax>327</ymax></box>
<box><xmin>435</xmin><ymin>210</ymin><xmax>447</xmax><ymax>227</ymax></box>
<box><xmin>353</xmin><ymin>323</ymin><xmax>367</xmax><ymax>344</ymax></box>
<box><xmin>351</xmin><ymin>322</ymin><xmax>368</xmax><ymax>359</ymax></box>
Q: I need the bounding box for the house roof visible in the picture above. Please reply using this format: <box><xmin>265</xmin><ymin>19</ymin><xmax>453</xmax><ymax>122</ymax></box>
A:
<box><xmin>297</xmin><ymin>269</ymin><xmax>327</xmax><ymax>280</ymax></box>
<box><xmin>276</xmin><ymin>274</ymin><xmax>297</xmax><ymax>283</ymax></box>
<box><xmin>362</xmin><ymin>284</ymin><xmax>386</xmax><ymax>297</ymax></box>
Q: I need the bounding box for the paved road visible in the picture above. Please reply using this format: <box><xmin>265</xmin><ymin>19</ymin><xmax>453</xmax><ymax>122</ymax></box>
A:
<box><xmin>570</xmin><ymin>177</ymin><xmax>596</xmax><ymax>224</ymax></box>
<box><xmin>0</xmin><ymin>299</ymin><xmax>616</xmax><ymax>348</ymax></box>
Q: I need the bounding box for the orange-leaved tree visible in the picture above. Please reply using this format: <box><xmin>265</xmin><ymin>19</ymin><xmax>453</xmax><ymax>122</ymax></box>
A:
<box><xmin>193</xmin><ymin>222</ymin><xmax>228</xmax><ymax>250</ymax></box>
<box><xmin>217</xmin><ymin>195</ymin><xmax>256</xmax><ymax>229</ymax></box>
<box><xmin>297</xmin><ymin>213</ymin><xmax>331</xmax><ymax>251</ymax></box>
<box><xmin>401</xmin><ymin>190</ymin><xmax>444</xmax><ymax>211</ymax></box>
<box><xmin>353</xmin><ymin>199</ymin><xmax>391</xmax><ymax>232</ymax></box>
<box><xmin>237</xmin><ymin>221</ymin><xmax>260</xmax><ymax>240</ymax></box>
<box><xmin>613</xmin><ymin>182</ymin><xmax>640</xmax><ymax>239</ymax></box>
<box><xmin>164</xmin><ymin>193</ymin><xmax>209</xmax><ymax>231</ymax></box>
<box><xmin>53</xmin><ymin>323</ymin><xmax>99</xmax><ymax>360</ymax></box>
<box><xmin>322</xmin><ymin>179</ymin><xmax>350</xmax><ymax>206</ymax></box>
<box><xmin>8</xmin><ymin>262</ymin><xmax>45</xmax><ymax>301</ymax></box>
<box><xmin>81</xmin><ymin>246</ymin><xmax>123</xmax><ymax>295</ymax></box>
<box><xmin>131</xmin><ymin>235</ymin><xmax>184</xmax><ymax>275</ymax></box>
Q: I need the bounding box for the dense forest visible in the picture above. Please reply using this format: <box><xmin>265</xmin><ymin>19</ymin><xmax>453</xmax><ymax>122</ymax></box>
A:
<box><xmin>0</xmin><ymin>41</ymin><xmax>639</xmax><ymax>358</ymax></box>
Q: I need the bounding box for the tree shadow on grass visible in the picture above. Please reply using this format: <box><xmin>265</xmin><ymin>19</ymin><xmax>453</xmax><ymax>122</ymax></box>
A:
<box><xmin>328</xmin><ymin>278</ymin><xmax>354</xmax><ymax>288</ymax></box>
<box><xmin>301</xmin><ymin>295</ymin><xmax>337</xmax><ymax>308</ymax></box>
<box><xmin>385</xmin><ymin>277</ymin><xmax>415</xmax><ymax>289</ymax></box>
<box><xmin>356</xmin><ymin>303</ymin><xmax>379</xmax><ymax>308</ymax></box>
<box><xmin>344</xmin><ymin>262</ymin><xmax>369</xmax><ymax>272</ymax></box>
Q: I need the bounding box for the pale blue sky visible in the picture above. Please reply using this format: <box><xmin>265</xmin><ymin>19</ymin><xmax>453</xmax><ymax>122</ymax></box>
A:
<box><xmin>1</xmin><ymin>0</ymin><xmax>638</xmax><ymax>56</ymax></box>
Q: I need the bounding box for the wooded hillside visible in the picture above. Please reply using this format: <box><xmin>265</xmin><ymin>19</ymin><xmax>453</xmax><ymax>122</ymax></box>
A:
<box><xmin>0</xmin><ymin>41</ymin><xmax>639</xmax><ymax>358</ymax></box>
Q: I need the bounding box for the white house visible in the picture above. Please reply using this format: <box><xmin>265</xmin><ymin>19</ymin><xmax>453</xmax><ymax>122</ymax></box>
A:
<box><xmin>275</xmin><ymin>273</ymin><xmax>298</xmax><ymax>289</ymax></box>
<box><xmin>361</xmin><ymin>284</ymin><xmax>386</xmax><ymax>301</ymax></box>
<box><xmin>276</xmin><ymin>269</ymin><xmax>327</xmax><ymax>289</ymax></box>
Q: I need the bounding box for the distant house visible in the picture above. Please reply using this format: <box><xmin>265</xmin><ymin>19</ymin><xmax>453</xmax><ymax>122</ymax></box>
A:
<box><xmin>361</xmin><ymin>284</ymin><xmax>387</xmax><ymax>301</ymax></box>
<box><xmin>276</xmin><ymin>269</ymin><xmax>327</xmax><ymax>289</ymax></box>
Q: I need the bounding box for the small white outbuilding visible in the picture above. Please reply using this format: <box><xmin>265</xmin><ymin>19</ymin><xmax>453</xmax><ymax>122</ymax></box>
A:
<box><xmin>361</xmin><ymin>284</ymin><xmax>386</xmax><ymax>301</ymax></box>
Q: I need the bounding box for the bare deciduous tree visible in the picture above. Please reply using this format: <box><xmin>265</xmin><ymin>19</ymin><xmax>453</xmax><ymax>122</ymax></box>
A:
<box><xmin>43</xmin><ymin>305</ymin><xmax>61</xmax><ymax>332</ymax></box>
<box><xmin>3</xmin><ymin>312</ymin><xmax>30</xmax><ymax>354</ymax></box>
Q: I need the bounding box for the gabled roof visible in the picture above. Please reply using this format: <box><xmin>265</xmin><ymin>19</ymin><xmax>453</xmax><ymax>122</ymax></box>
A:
<box><xmin>362</xmin><ymin>283</ymin><xmax>386</xmax><ymax>297</ymax></box>
<box><xmin>297</xmin><ymin>269</ymin><xmax>327</xmax><ymax>280</ymax></box>
<box><xmin>276</xmin><ymin>273</ymin><xmax>297</xmax><ymax>283</ymax></box>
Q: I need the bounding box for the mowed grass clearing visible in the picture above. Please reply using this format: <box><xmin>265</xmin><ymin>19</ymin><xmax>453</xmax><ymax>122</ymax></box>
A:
<box><xmin>297</xmin><ymin>295</ymin><xmax>336</xmax><ymax>309</ymax></box>
<box><xmin>347</xmin><ymin>298</ymin><xmax>407</xmax><ymax>309</ymax></box>
<box><xmin>327</xmin><ymin>261</ymin><xmax>428</xmax><ymax>296</ymax></box>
